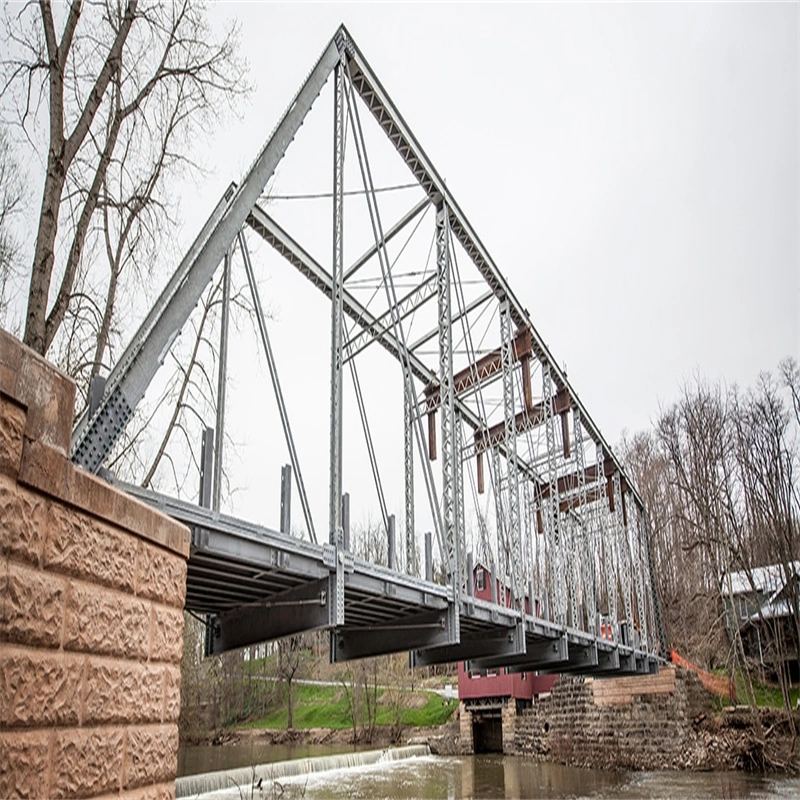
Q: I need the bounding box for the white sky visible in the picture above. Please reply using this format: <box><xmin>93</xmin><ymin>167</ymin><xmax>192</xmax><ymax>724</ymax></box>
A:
<box><xmin>159</xmin><ymin>2</ymin><xmax>798</xmax><ymax>535</ymax></box>
<box><xmin>195</xmin><ymin>1</ymin><xmax>798</xmax><ymax>426</ymax></box>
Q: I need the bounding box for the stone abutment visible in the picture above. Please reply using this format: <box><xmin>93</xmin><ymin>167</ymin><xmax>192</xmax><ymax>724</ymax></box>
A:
<box><xmin>1</xmin><ymin>330</ymin><xmax>190</xmax><ymax>799</ymax></box>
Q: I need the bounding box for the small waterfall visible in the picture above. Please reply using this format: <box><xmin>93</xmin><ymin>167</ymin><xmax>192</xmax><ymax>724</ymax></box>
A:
<box><xmin>175</xmin><ymin>744</ymin><xmax>431</xmax><ymax>798</ymax></box>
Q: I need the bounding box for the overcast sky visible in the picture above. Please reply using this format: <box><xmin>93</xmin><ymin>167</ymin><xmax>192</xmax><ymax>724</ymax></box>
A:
<box><xmin>186</xmin><ymin>1</ymin><xmax>798</xmax><ymax>425</ymax></box>
<box><xmin>108</xmin><ymin>2</ymin><xmax>798</xmax><ymax>533</ymax></box>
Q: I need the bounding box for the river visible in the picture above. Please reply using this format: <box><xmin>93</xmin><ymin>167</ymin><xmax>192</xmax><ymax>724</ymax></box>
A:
<box><xmin>178</xmin><ymin>743</ymin><xmax>800</xmax><ymax>799</ymax></box>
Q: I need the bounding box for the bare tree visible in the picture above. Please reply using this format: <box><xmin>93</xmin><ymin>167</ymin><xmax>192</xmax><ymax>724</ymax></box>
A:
<box><xmin>623</xmin><ymin>364</ymin><xmax>799</xmax><ymax>715</ymax></box>
<box><xmin>729</xmin><ymin>374</ymin><xmax>799</xmax><ymax>715</ymax></box>
<box><xmin>654</xmin><ymin>380</ymin><xmax>738</xmax><ymax>669</ymax></box>
<box><xmin>351</xmin><ymin>517</ymin><xmax>389</xmax><ymax>566</ymax></box>
<box><xmin>0</xmin><ymin>125</ymin><xmax>24</xmax><ymax>328</ymax></box>
<box><xmin>1</xmin><ymin>0</ymin><xmax>245</xmax><ymax>357</ymax></box>
<box><xmin>277</xmin><ymin>635</ymin><xmax>310</xmax><ymax>730</ymax></box>
<box><xmin>781</xmin><ymin>357</ymin><xmax>800</xmax><ymax>432</ymax></box>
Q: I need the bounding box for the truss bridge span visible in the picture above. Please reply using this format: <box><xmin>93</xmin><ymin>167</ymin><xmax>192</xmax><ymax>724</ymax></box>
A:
<box><xmin>72</xmin><ymin>25</ymin><xmax>665</xmax><ymax>675</ymax></box>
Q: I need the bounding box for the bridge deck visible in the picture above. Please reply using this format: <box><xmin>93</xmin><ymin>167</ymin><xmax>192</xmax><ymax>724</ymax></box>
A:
<box><xmin>124</xmin><ymin>485</ymin><xmax>658</xmax><ymax>676</ymax></box>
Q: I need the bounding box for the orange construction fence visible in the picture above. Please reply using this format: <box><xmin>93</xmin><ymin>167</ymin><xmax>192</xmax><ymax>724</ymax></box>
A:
<box><xmin>671</xmin><ymin>649</ymin><xmax>737</xmax><ymax>703</ymax></box>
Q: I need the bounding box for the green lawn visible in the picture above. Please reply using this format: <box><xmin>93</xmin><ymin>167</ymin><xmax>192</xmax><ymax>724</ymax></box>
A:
<box><xmin>734</xmin><ymin>673</ymin><xmax>800</xmax><ymax>709</ymax></box>
<box><xmin>243</xmin><ymin>683</ymin><xmax>458</xmax><ymax>730</ymax></box>
<box><xmin>708</xmin><ymin>669</ymin><xmax>800</xmax><ymax>709</ymax></box>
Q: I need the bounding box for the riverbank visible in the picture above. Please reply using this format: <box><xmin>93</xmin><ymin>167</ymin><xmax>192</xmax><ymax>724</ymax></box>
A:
<box><xmin>509</xmin><ymin>670</ymin><xmax>800</xmax><ymax>775</ymax></box>
<box><xmin>187</xmin><ymin>707</ymin><xmax>800</xmax><ymax>775</ymax></box>
<box><xmin>183</xmin><ymin>668</ymin><xmax>800</xmax><ymax>775</ymax></box>
<box><xmin>674</xmin><ymin>706</ymin><xmax>800</xmax><ymax>773</ymax></box>
<box><xmin>207</xmin><ymin>719</ymin><xmax>462</xmax><ymax>755</ymax></box>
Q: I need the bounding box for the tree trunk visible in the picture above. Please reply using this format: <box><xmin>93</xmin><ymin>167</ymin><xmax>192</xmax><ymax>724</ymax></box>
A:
<box><xmin>24</xmin><ymin>151</ymin><xmax>66</xmax><ymax>353</ymax></box>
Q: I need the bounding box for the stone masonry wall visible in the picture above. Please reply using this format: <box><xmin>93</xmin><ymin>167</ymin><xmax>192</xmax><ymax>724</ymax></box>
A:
<box><xmin>0</xmin><ymin>330</ymin><xmax>191</xmax><ymax>799</ymax></box>
<box><xmin>501</xmin><ymin>699</ymin><xmax>516</xmax><ymax>754</ymax></box>
<box><xmin>458</xmin><ymin>702</ymin><xmax>474</xmax><ymax>755</ymax></box>
<box><xmin>512</xmin><ymin>666</ymin><xmax>713</xmax><ymax>770</ymax></box>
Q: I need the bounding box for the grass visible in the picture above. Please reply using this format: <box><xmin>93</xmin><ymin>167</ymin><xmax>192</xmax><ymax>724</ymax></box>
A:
<box><xmin>242</xmin><ymin>682</ymin><xmax>458</xmax><ymax>731</ymax></box>
<box><xmin>736</xmin><ymin>673</ymin><xmax>800</xmax><ymax>709</ymax></box>
<box><xmin>709</xmin><ymin>669</ymin><xmax>800</xmax><ymax>710</ymax></box>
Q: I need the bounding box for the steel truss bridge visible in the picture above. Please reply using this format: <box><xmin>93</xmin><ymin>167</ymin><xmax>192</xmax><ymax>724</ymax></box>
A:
<box><xmin>71</xmin><ymin>26</ymin><xmax>666</xmax><ymax>676</ymax></box>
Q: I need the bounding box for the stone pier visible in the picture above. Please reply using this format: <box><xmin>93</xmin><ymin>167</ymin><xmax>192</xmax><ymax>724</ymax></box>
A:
<box><xmin>1</xmin><ymin>330</ymin><xmax>190</xmax><ymax>799</ymax></box>
<box><xmin>511</xmin><ymin>667</ymin><xmax>713</xmax><ymax>769</ymax></box>
<box><xmin>458</xmin><ymin>701</ymin><xmax>474</xmax><ymax>754</ymax></box>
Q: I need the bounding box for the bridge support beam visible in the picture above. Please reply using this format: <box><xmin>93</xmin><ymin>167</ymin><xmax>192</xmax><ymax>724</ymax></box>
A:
<box><xmin>206</xmin><ymin>578</ymin><xmax>332</xmax><ymax>654</ymax></box>
<box><xmin>535</xmin><ymin>641</ymin><xmax>600</xmax><ymax>674</ymax></box>
<box><xmin>585</xmin><ymin>648</ymin><xmax>644</xmax><ymax>677</ymax></box>
<box><xmin>591</xmin><ymin>652</ymin><xmax>656</xmax><ymax>676</ymax></box>
<box><xmin>536</xmin><ymin>641</ymin><xmax>599</xmax><ymax>674</ymax></box>
<box><xmin>470</xmin><ymin>634</ymin><xmax>568</xmax><ymax>672</ymax></box>
<box><xmin>411</xmin><ymin>623</ymin><xmax>525</xmax><ymax>667</ymax></box>
<box><xmin>331</xmin><ymin>608</ymin><xmax>453</xmax><ymax>661</ymax></box>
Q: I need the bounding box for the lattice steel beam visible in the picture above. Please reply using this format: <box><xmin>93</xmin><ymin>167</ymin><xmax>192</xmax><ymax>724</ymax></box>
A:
<box><xmin>500</xmin><ymin>299</ymin><xmax>524</xmax><ymax>613</ymax></box>
<box><xmin>344</xmin><ymin>274</ymin><xmax>437</xmax><ymax>363</ymax></box>
<box><xmin>436</xmin><ymin>201</ymin><xmax>461</xmax><ymax>638</ymax></box>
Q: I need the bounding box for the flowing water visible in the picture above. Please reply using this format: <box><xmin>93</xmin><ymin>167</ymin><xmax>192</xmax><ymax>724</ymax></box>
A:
<box><xmin>177</xmin><ymin>743</ymin><xmax>800</xmax><ymax>799</ymax></box>
<box><xmin>177</xmin><ymin>742</ymin><xmax>371</xmax><ymax>778</ymax></box>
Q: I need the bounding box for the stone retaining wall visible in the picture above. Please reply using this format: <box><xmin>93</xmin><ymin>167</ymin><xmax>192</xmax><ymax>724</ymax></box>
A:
<box><xmin>458</xmin><ymin>701</ymin><xmax>474</xmax><ymax>754</ymax></box>
<box><xmin>511</xmin><ymin>666</ymin><xmax>713</xmax><ymax>769</ymax></box>
<box><xmin>0</xmin><ymin>330</ymin><xmax>191</xmax><ymax>799</ymax></box>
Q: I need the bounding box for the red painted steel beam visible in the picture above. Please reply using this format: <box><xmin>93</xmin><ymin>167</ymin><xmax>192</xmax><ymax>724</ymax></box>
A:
<box><xmin>474</xmin><ymin>388</ymin><xmax>571</xmax><ymax>456</ymax></box>
<box><xmin>424</xmin><ymin>328</ymin><xmax>533</xmax><ymax>412</ymax></box>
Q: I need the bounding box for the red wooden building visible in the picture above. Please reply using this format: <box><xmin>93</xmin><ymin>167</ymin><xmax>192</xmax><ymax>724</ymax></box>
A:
<box><xmin>457</xmin><ymin>563</ymin><xmax>558</xmax><ymax>752</ymax></box>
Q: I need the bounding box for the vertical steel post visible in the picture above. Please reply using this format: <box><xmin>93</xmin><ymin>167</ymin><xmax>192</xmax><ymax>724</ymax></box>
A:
<box><xmin>436</xmin><ymin>199</ymin><xmax>459</xmax><ymax>639</ymax></box>
<box><xmin>388</xmin><ymin>514</ymin><xmax>396</xmax><ymax>571</ymax></box>
<box><xmin>455</xmin><ymin>414</ymin><xmax>467</xmax><ymax>595</ymax></box>
<box><xmin>404</xmin><ymin>368</ymin><xmax>415</xmax><ymax>574</ymax></box>
<box><xmin>523</xmin><ymin>481</ymin><xmax>534</xmax><ymax>613</ymax></box>
<box><xmin>425</xmin><ymin>531</ymin><xmax>433</xmax><ymax>582</ymax></box>
<box><xmin>199</xmin><ymin>426</ymin><xmax>214</xmax><ymax>509</ymax></box>
<box><xmin>467</xmin><ymin>551</ymin><xmax>474</xmax><ymax>597</ymax></box>
<box><xmin>280</xmin><ymin>464</ymin><xmax>292</xmax><ymax>535</ymax></box>
<box><xmin>330</xmin><ymin>60</ymin><xmax>345</xmax><ymax>549</ymax></box>
<box><xmin>212</xmin><ymin>246</ymin><xmax>232</xmax><ymax>512</ymax></box>
<box><xmin>629</xmin><ymin>499</ymin><xmax>647</xmax><ymax>648</ymax></box>
<box><xmin>328</xmin><ymin>56</ymin><xmax>346</xmax><ymax>629</ymax></box>
<box><xmin>342</xmin><ymin>492</ymin><xmax>350</xmax><ymax>552</ymax></box>
<box><xmin>500</xmin><ymin>299</ymin><xmax>523</xmax><ymax>611</ymax></box>
<box><xmin>565</xmin><ymin>516</ymin><xmax>580</xmax><ymax>629</ymax></box>
<box><xmin>597</xmin><ymin>445</ymin><xmax>617</xmax><ymax>639</ymax></box>
<box><xmin>612</xmin><ymin>471</ymin><xmax>633</xmax><ymax>641</ymax></box>
<box><xmin>574</xmin><ymin>409</ymin><xmax>596</xmax><ymax>632</ymax></box>
<box><xmin>88</xmin><ymin>375</ymin><xmax>106</xmax><ymax>418</ymax></box>
<box><xmin>543</xmin><ymin>365</ymin><xmax>565</xmax><ymax>626</ymax></box>
<box><xmin>491</xmin><ymin>451</ymin><xmax>507</xmax><ymax>599</ymax></box>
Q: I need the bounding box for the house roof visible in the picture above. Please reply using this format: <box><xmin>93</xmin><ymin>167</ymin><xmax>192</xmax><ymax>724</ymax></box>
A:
<box><xmin>721</xmin><ymin>562</ymin><xmax>800</xmax><ymax>598</ymax></box>
<box><xmin>748</xmin><ymin>597</ymin><xmax>794</xmax><ymax>624</ymax></box>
